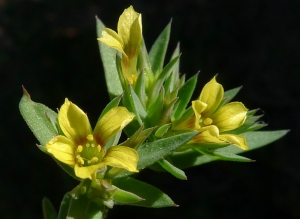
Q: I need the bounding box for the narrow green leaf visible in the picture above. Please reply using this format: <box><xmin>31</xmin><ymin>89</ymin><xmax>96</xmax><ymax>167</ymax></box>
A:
<box><xmin>148</xmin><ymin>55</ymin><xmax>180</xmax><ymax>108</ymax></box>
<box><xmin>19</xmin><ymin>87</ymin><xmax>58</xmax><ymax>147</ymax></box>
<box><xmin>173</xmin><ymin>73</ymin><xmax>198</xmax><ymax>121</ymax></box>
<box><xmin>96</xmin><ymin>16</ymin><xmax>122</xmax><ymax>98</ymax></box>
<box><xmin>155</xmin><ymin>124</ymin><xmax>171</xmax><ymax>138</ymax></box>
<box><xmin>149</xmin><ymin>22</ymin><xmax>171</xmax><ymax>74</ymax></box>
<box><xmin>113</xmin><ymin>186</ymin><xmax>144</xmax><ymax>204</ymax></box>
<box><xmin>58</xmin><ymin>193</ymin><xmax>72</xmax><ymax>219</ymax></box>
<box><xmin>98</xmin><ymin>95</ymin><xmax>122</xmax><ymax>121</ymax></box>
<box><xmin>170</xmin><ymin>130</ymin><xmax>289</xmax><ymax>169</ymax></box>
<box><xmin>139</xmin><ymin>38</ymin><xmax>151</xmax><ymax>72</ymax></box>
<box><xmin>137</xmin><ymin>131</ymin><xmax>198</xmax><ymax>170</ymax></box>
<box><xmin>194</xmin><ymin>148</ymin><xmax>253</xmax><ymax>162</ymax></box>
<box><xmin>134</xmin><ymin>67</ymin><xmax>146</xmax><ymax>108</ymax></box>
<box><xmin>129</xmin><ymin>85</ymin><xmax>147</xmax><ymax>120</ymax></box>
<box><xmin>223</xmin><ymin>86</ymin><xmax>242</xmax><ymax>104</ymax></box>
<box><xmin>42</xmin><ymin>198</ymin><xmax>57</xmax><ymax>219</ymax></box>
<box><xmin>113</xmin><ymin>177</ymin><xmax>177</xmax><ymax>208</ymax></box>
<box><xmin>158</xmin><ymin>159</ymin><xmax>187</xmax><ymax>180</ymax></box>
<box><xmin>164</xmin><ymin>42</ymin><xmax>180</xmax><ymax>92</ymax></box>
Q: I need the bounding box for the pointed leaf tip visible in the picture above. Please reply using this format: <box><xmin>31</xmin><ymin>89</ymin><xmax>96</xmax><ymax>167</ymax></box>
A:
<box><xmin>22</xmin><ymin>85</ymin><xmax>30</xmax><ymax>99</ymax></box>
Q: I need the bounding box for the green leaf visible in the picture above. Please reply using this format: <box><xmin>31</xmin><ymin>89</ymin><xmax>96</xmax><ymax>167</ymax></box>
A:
<box><xmin>148</xmin><ymin>55</ymin><xmax>180</xmax><ymax>108</ymax></box>
<box><xmin>164</xmin><ymin>42</ymin><xmax>180</xmax><ymax>92</ymax></box>
<box><xmin>68</xmin><ymin>193</ymin><xmax>104</xmax><ymax>219</ymax></box>
<box><xmin>113</xmin><ymin>186</ymin><xmax>144</xmax><ymax>204</ymax></box>
<box><xmin>170</xmin><ymin>130</ymin><xmax>289</xmax><ymax>169</ymax></box>
<box><xmin>194</xmin><ymin>148</ymin><xmax>253</xmax><ymax>162</ymax></box>
<box><xmin>120</xmin><ymin>125</ymin><xmax>155</xmax><ymax>150</ymax></box>
<box><xmin>113</xmin><ymin>177</ymin><xmax>177</xmax><ymax>208</ymax></box>
<box><xmin>155</xmin><ymin>123</ymin><xmax>171</xmax><ymax>138</ymax></box>
<box><xmin>19</xmin><ymin>87</ymin><xmax>58</xmax><ymax>147</ymax></box>
<box><xmin>158</xmin><ymin>159</ymin><xmax>187</xmax><ymax>180</ymax></box>
<box><xmin>98</xmin><ymin>95</ymin><xmax>122</xmax><ymax>121</ymax></box>
<box><xmin>129</xmin><ymin>85</ymin><xmax>147</xmax><ymax>121</ymax></box>
<box><xmin>149</xmin><ymin>22</ymin><xmax>171</xmax><ymax>74</ymax></box>
<box><xmin>57</xmin><ymin>193</ymin><xmax>72</xmax><ymax>219</ymax></box>
<box><xmin>223</xmin><ymin>86</ymin><xmax>242</xmax><ymax>104</ymax></box>
<box><xmin>137</xmin><ymin>131</ymin><xmax>198</xmax><ymax>170</ymax></box>
<box><xmin>42</xmin><ymin>198</ymin><xmax>57</xmax><ymax>219</ymax></box>
<box><xmin>172</xmin><ymin>73</ymin><xmax>198</xmax><ymax>121</ymax></box>
<box><xmin>96</xmin><ymin>16</ymin><xmax>122</xmax><ymax>98</ymax></box>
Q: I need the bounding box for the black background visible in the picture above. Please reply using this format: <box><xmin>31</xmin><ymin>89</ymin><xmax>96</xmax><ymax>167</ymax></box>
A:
<box><xmin>1</xmin><ymin>0</ymin><xmax>299</xmax><ymax>218</ymax></box>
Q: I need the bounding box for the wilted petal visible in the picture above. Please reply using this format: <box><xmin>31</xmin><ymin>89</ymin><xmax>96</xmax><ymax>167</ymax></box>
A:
<box><xmin>104</xmin><ymin>146</ymin><xmax>139</xmax><ymax>172</ymax></box>
<box><xmin>199</xmin><ymin>76</ymin><xmax>224</xmax><ymax>116</ymax></box>
<box><xmin>219</xmin><ymin>134</ymin><xmax>249</xmax><ymax>150</ymax></box>
<box><xmin>211</xmin><ymin>102</ymin><xmax>248</xmax><ymax>132</ymax></box>
<box><xmin>46</xmin><ymin>135</ymin><xmax>76</xmax><ymax>165</ymax></box>
<box><xmin>98</xmin><ymin>29</ymin><xmax>126</xmax><ymax>56</ymax></box>
<box><xmin>58</xmin><ymin>99</ymin><xmax>92</xmax><ymax>143</ymax></box>
<box><xmin>94</xmin><ymin>107</ymin><xmax>134</xmax><ymax>146</ymax></box>
<box><xmin>74</xmin><ymin>163</ymin><xmax>106</xmax><ymax>179</ymax></box>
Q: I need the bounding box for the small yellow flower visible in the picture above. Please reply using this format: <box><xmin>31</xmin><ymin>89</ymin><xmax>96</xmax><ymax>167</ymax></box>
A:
<box><xmin>173</xmin><ymin>76</ymin><xmax>249</xmax><ymax>150</ymax></box>
<box><xmin>46</xmin><ymin>99</ymin><xmax>139</xmax><ymax>179</ymax></box>
<box><xmin>97</xmin><ymin>6</ymin><xmax>142</xmax><ymax>84</ymax></box>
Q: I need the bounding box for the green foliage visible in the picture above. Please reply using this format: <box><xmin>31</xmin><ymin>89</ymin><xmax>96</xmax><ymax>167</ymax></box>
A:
<box><xmin>42</xmin><ymin>198</ymin><xmax>57</xmax><ymax>219</ymax></box>
<box><xmin>19</xmin><ymin>87</ymin><xmax>58</xmax><ymax>148</ymax></box>
<box><xmin>96</xmin><ymin>17</ymin><xmax>122</xmax><ymax>98</ymax></box>
<box><xmin>113</xmin><ymin>177</ymin><xmax>176</xmax><ymax>207</ymax></box>
<box><xmin>170</xmin><ymin>130</ymin><xmax>289</xmax><ymax>169</ymax></box>
<box><xmin>149</xmin><ymin>21</ymin><xmax>171</xmax><ymax>74</ymax></box>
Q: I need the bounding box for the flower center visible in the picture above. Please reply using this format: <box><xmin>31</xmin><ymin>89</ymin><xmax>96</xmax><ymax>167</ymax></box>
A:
<box><xmin>75</xmin><ymin>134</ymin><xmax>105</xmax><ymax>167</ymax></box>
<box><xmin>203</xmin><ymin>117</ymin><xmax>213</xmax><ymax>126</ymax></box>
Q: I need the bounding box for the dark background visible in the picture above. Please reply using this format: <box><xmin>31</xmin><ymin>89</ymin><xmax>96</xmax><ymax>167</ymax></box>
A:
<box><xmin>1</xmin><ymin>0</ymin><xmax>299</xmax><ymax>218</ymax></box>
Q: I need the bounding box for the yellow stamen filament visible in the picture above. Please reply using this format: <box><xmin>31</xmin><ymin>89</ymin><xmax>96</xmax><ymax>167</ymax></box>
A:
<box><xmin>203</xmin><ymin>118</ymin><xmax>213</xmax><ymax>126</ymax></box>
<box><xmin>86</xmin><ymin>134</ymin><xmax>94</xmax><ymax>141</ymax></box>
<box><xmin>77</xmin><ymin>155</ymin><xmax>84</xmax><ymax>165</ymax></box>
<box><xmin>77</xmin><ymin>145</ymin><xmax>83</xmax><ymax>152</ymax></box>
<box><xmin>97</xmin><ymin>145</ymin><xmax>101</xmax><ymax>153</ymax></box>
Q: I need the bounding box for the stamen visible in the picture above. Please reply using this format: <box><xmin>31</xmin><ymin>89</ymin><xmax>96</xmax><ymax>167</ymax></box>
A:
<box><xmin>203</xmin><ymin>118</ymin><xmax>213</xmax><ymax>126</ymax></box>
<box><xmin>86</xmin><ymin>143</ymin><xmax>90</xmax><ymax>147</ymax></box>
<box><xmin>86</xmin><ymin>134</ymin><xmax>94</xmax><ymax>141</ymax></box>
<box><xmin>90</xmin><ymin>157</ymin><xmax>99</xmax><ymax>163</ymax></box>
<box><xmin>77</xmin><ymin>145</ymin><xmax>83</xmax><ymax>152</ymax></box>
<box><xmin>77</xmin><ymin>156</ymin><xmax>84</xmax><ymax>165</ymax></box>
<box><xmin>97</xmin><ymin>145</ymin><xmax>101</xmax><ymax>153</ymax></box>
<box><xmin>91</xmin><ymin>143</ymin><xmax>95</xmax><ymax>147</ymax></box>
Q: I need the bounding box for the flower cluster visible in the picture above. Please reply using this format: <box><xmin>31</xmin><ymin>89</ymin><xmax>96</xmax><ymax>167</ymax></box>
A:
<box><xmin>19</xmin><ymin>5</ymin><xmax>287</xmax><ymax>218</ymax></box>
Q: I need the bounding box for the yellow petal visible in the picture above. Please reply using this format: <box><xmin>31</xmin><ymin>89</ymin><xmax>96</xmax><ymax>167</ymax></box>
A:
<box><xmin>219</xmin><ymin>134</ymin><xmax>249</xmax><ymax>150</ymax></box>
<box><xmin>199</xmin><ymin>76</ymin><xmax>224</xmax><ymax>116</ymax></box>
<box><xmin>74</xmin><ymin>163</ymin><xmax>106</xmax><ymax>179</ymax></box>
<box><xmin>104</xmin><ymin>146</ymin><xmax>139</xmax><ymax>172</ymax></box>
<box><xmin>192</xmin><ymin>100</ymin><xmax>207</xmax><ymax>129</ymax></box>
<box><xmin>211</xmin><ymin>102</ymin><xmax>248</xmax><ymax>132</ymax></box>
<box><xmin>98</xmin><ymin>28</ymin><xmax>126</xmax><ymax>56</ymax></box>
<box><xmin>118</xmin><ymin>6</ymin><xmax>142</xmax><ymax>51</ymax></box>
<box><xmin>58</xmin><ymin>99</ymin><xmax>92</xmax><ymax>143</ymax></box>
<box><xmin>94</xmin><ymin>107</ymin><xmax>135</xmax><ymax>146</ymax></box>
<box><xmin>46</xmin><ymin>136</ymin><xmax>76</xmax><ymax>165</ymax></box>
<box><xmin>190</xmin><ymin>125</ymin><xmax>223</xmax><ymax>143</ymax></box>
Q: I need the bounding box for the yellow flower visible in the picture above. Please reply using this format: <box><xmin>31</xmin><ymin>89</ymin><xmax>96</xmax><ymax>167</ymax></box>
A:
<box><xmin>173</xmin><ymin>76</ymin><xmax>249</xmax><ymax>150</ymax></box>
<box><xmin>46</xmin><ymin>99</ymin><xmax>139</xmax><ymax>179</ymax></box>
<box><xmin>97</xmin><ymin>6</ymin><xmax>142</xmax><ymax>84</ymax></box>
